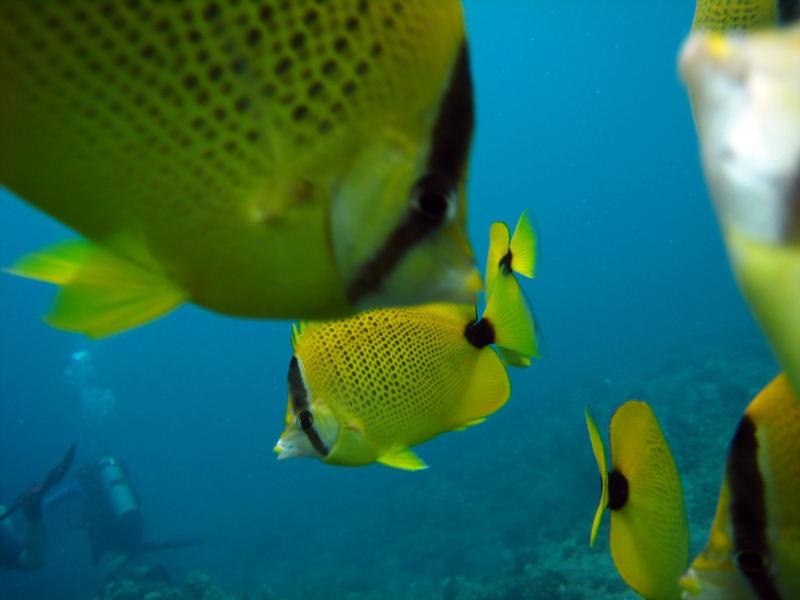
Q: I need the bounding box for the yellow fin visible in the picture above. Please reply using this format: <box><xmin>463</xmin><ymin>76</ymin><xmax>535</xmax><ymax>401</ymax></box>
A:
<box><xmin>8</xmin><ymin>240</ymin><xmax>186</xmax><ymax>338</ymax></box>
<box><xmin>291</xmin><ymin>321</ymin><xmax>310</xmax><ymax>350</ymax></box>
<box><xmin>585</xmin><ymin>406</ymin><xmax>608</xmax><ymax>548</ymax></box>
<box><xmin>452</xmin><ymin>417</ymin><xmax>487</xmax><ymax>432</ymax></box>
<box><xmin>482</xmin><ymin>272</ymin><xmax>537</xmax><ymax>360</ymax></box>
<box><xmin>377</xmin><ymin>446</ymin><xmax>428</xmax><ymax>471</ymax></box>
<box><xmin>509</xmin><ymin>210</ymin><xmax>536</xmax><ymax>279</ymax></box>
<box><xmin>451</xmin><ymin>348</ymin><xmax>510</xmax><ymax>430</ymax></box>
<box><xmin>485</xmin><ymin>222</ymin><xmax>510</xmax><ymax>294</ymax></box>
<box><xmin>609</xmin><ymin>401</ymin><xmax>688</xmax><ymax>600</ymax></box>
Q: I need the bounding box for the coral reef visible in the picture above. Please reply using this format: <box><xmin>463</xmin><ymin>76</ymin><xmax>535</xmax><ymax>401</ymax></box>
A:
<box><xmin>97</xmin><ymin>571</ymin><xmax>246</xmax><ymax>600</ymax></box>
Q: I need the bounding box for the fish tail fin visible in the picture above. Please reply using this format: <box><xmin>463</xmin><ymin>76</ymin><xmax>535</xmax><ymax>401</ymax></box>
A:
<box><xmin>584</xmin><ymin>407</ymin><xmax>609</xmax><ymax>547</ymax></box>
<box><xmin>484</xmin><ymin>211</ymin><xmax>537</xmax><ymax>293</ymax></box>
<box><xmin>7</xmin><ymin>240</ymin><xmax>186</xmax><ymax>338</ymax></box>
<box><xmin>481</xmin><ymin>271</ymin><xmax>538</xmax><ymax>361</ymax></box>
<box><xmin>607</xmin><ymin>401</ymin><xmax>688</xmax><ymax>600</ymax></box>
<box><xmin>450</xmin><ymin>347</ymin><xmax>510</xmax><ymax>431</ymax></box>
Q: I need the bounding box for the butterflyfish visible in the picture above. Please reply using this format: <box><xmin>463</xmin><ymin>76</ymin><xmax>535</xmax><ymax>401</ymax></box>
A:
<box><xmin>0</xmin><ymin>0</ymin><xmax>481</xmax><ymax>337</ymax></box>
<box><xmin>274</xmin><ymin>213</ymin><xmax>539</xmax><ymax>470</ymax></box>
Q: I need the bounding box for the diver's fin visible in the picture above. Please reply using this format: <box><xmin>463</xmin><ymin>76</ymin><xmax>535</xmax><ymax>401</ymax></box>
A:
<box><xmin>0</xmin><ymin>444</ymin><xmax>77</xmax><ymax>523</ymax></box>
<box><xmin>8</xmin><ymin>240</ymin><xmax>186</xmax><ymax>338</ymax></box>
<box><xmin>377</xmin><ymin>446</ymin><xmax>428</xmax><ymax>471</ymax></box>
<box><xmin>482</xmin><ymin>273</ymin><xmax>537</xmax><ymax>360</ymax></box>
<box><xmin>584</xmin><ymin>407</ymin><xmax>608</xmax><ymax>548</ymax></box>
<box><xmin>608</xmin><ymin>401</ymin><xmax>688</xmax><ymax>600</ymax></box>
<box><xmin>451</xmin><ymin>348</ymin><xmax>510</xmax><ymax>430</ymax></box>
<box><xmin>692</xmin><ymin>0</ymin><xmax>781</xmax><ymax>31</ymax></box>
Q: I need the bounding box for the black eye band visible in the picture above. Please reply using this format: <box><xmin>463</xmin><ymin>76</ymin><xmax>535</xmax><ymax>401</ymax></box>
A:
<box><xmin>286</xmin><ymin>357</ymin><xmax>329</xmax><ymax>457</ymax></box>
<box><xmin>345</xmin><ymin>42</ymin><xmax>474</xmax><ymax>305</ymax></box>
<box><xmin>345</xmin><ymin>197</ymin><xmax>449</xmax><ymax>304</ymax></box>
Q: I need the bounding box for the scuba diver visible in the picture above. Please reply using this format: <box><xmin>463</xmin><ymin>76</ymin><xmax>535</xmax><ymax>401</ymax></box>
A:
<box><xmin>0</xmin><ymin>444</ymin><xmax>76</xmax><ymax>570</ymax></box>
<box><xmin>45</xmin><ymin>453</ymin><xmax>201</xmax><ymax>581</ymax></box>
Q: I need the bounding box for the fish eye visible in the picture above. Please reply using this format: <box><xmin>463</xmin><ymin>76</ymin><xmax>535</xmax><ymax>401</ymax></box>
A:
<box><xmin>410</xmin><ymin>174</ymin><xmax>456</xmax><ymax>225</ymax></box>
<box><xmin>735</xmin><ymin>550</ymin><xmax>767</xmax><ymax>574</ymax></box>
<box><xmin>296</xmin><ymin>410</ymin><xmax>314</xmax><ymax>431</ymax></box>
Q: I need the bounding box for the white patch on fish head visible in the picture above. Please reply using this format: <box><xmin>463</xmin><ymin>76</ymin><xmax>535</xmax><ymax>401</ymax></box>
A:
<box><xmin>680</xmin><ymin>27</ymin><xmax>800</xmax><ymax>245</ymax></box>
<box><xmin>275</xmin><ymin>357</ymin><xmax>341</xmax><ymax>462</ymax></box>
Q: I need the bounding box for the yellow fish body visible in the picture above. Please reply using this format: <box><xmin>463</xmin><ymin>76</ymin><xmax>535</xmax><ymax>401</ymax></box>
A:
<box><xmin>0</xmin><ymin>0</ymin><xmax>480</xmax><ymax>337</ymax></box>
<box><xmin>275</xmin><ymin>214</ymin><xmax>538</xmax><ymax>470</ymax></box>
<box><xmin>691</xmin><ymin>0</ymin><xmax>798</xmax><ymax>32</ymax></box>
<box><xmin>680</xmin><ymin>19</ymin><xmax>800</xmax><ymax>397</ymax></box>
<box><xmin>681</xmin><ymin>374</ymin><xmax>800</xmax><ymax>599</ymax></box>
<box><xmin>585</xmin><ymin>375</ymin><xmax>800</xmax><ymax>600</ymax></box>
<box><xmin>585</xmin><ymin>402</ymin><xmax>688</xmax><ymax>600</ymax></box>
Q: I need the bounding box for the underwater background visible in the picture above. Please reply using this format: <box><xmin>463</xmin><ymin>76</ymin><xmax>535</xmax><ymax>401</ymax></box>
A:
<box><xmin>0</xmin><ymin>1</ymin><xmax>779</xmax><ymax>599</ymax></box>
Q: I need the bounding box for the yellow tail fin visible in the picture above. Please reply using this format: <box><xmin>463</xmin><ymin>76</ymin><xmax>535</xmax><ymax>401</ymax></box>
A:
<box><xmin>8</xmin><ymin>240</ymin><xmax>186</xmax><ymax>338</ymax></box>
<box><xmin>585</xmin><ymin>407</ymin><xmax>609</xmax><ymax>547</ymax></box>
<box><xmin>482</xmin><ymin>272</ymin><xmax>537</xmax><ymax>361</ymax></box>
<box><xmin>450</xmin><ymin>347</ymin><xmax>510</xmax><ymax>430</ymax></box>
<box><xmin>692</xmin><ymin>0</ymin><xmax>779</xmax><ymax>31</ymax></box>
<box><xmin>485</xmin><ymin>211</ymin><xmax>537</xmax><ymax>293</ymax></box>
<box><xmin>609</xmin><ymin>401</ymin><xmax>688</xmax><ymax>600</ymax></box>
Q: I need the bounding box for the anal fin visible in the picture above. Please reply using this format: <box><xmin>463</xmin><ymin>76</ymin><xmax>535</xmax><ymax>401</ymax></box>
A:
<box><xmin>377</xmin><ymin>446</ymin><xmax>428</xmax><ymax>471</ymax></box>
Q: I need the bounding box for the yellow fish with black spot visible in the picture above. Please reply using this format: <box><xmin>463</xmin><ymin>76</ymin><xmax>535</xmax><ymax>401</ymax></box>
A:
<box><xmin>680</xmin><ymin>5</ymin><xmax>800</xmax><ymax>396</ymax></box>
<box><xmin>681</xmin><ymin>374</ymin><xmax>800</xmax><ymax>599</ymax></box>
<box><xmin>0</xmin><ymin>0</ymin><xmax>480</xmax><ymax>338</ymax></box>
<box><xmin>585</xmin><ymin>375</ymin><xmax>800</xmax><ymax>599</ymax></box>
<box><xmin>274</xmin><ymin>213</ymin><xmax>538</xmax><ymax>470</ymax></box>
<box><xmin>585</xmin><ymin>401</ymin><xmax>688</xmax><ymax>600</ymax></box>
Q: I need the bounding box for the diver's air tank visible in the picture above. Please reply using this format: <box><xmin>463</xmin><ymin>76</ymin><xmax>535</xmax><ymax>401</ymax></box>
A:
<box><xmin>97</xmin><ymin>456</ymin><xmax>143</xmax><ymax>541</ymax></box>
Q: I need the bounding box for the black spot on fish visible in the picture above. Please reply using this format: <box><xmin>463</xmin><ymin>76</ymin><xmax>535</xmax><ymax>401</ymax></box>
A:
<box><xmin>203</xmin><ymin>3</ymin><xmax>221</xmax><ymax>22</ymax></box>
<box><xmin>246</xmin><ymin>28</ymin><xmax>262</xmax><ymax>46</ymax></box>
<box><xmin>345</xmin><ymin>17</ymin><xmax>359</xmax><ymax>31</ymax></box>
<box><xmin>275</xmin><ymin>57</ymin><xmax>292</xmax><ymax>76</ymax></box>
<box><xmin>259</xmin><ymin>5</ymin><xmax>274</xmax><ymax>23</ymax></box>
<box><xmin>334</xmin><ymin>37</ymin><xmax>348</xmax><ymax>53</ymax></box>
<box><xmin>292</xmin><ymin>105</ymin><xmax>308</xmax><ymax>121</ymax></box>
<box><xmin>607</xmin><ymin>469</ymin><xmax>629</xmax><ymax>511</ymax></box>
<box><xmin>499</xmin><ymin>251</ymin><xmax>513</xmax><ymax>275</ymax></box>
<box><xmin>465</xmin><ymin>318</ymin><xmax>495</xmax><ymax>349</ymax></box>
<box><xmin>303</xmin><ymin>9</ymin><xmax>319</xmax><ymax>26</ymax></box>
<box><xmin>290</xmin><ymin>32</ymin><xmax>306</xmax><ymax>50</ymax></box>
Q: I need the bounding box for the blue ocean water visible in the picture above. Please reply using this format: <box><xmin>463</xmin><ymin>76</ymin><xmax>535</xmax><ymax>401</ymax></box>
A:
<box><xmin>0</xmin><ymin>2</ymin><xmax>779</xmax><ymax>599</ymax></box>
